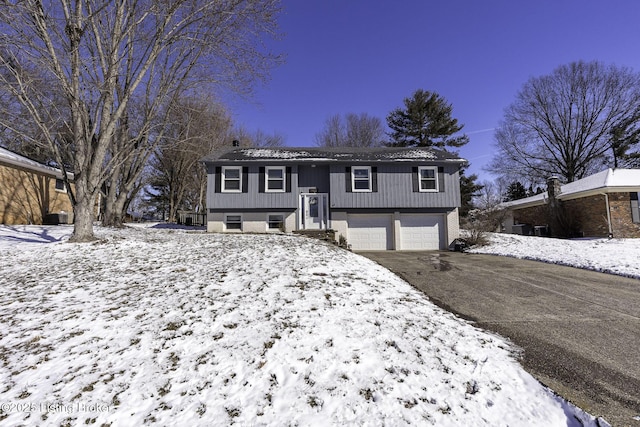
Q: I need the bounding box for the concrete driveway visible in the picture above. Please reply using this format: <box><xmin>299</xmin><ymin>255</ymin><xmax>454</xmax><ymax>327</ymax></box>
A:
<box><xmin>359</xmin><ymin>251</ymin><xmax>640</xmax><ymax>427</ymax></box>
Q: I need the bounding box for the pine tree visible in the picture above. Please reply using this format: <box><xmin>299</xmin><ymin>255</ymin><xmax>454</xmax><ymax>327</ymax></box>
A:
<box><xmin>504</xmin><ymin>182</ymin><xmax>528</xmax><ymax>201</ymax></box>
<box><xmin>386</xmin><ymin>89</ymin><xmax>469</xmax><ymax>149</ymax></box>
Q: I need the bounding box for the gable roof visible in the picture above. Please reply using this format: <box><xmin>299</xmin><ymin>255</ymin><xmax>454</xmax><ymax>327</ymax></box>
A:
<box><xmin>0</xmin><ymin>146</ymin><xmax>73</xmax><ymax>180</ymax></box>
<box><xmin>504</xmin><ymin>168</ymin><xmax>640</xmax><ymax>209</ymax></box>
<box><xmin>204</xmin><ymin>146</ymin><xmax>467</xmax><ymax>164</ymax></box>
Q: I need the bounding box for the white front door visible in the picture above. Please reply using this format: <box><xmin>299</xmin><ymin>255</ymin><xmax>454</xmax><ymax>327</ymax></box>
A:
<box><xmin>301</xmin><ymin>194</ymin><xmax>326</xmax><ymax>230</ymax></box>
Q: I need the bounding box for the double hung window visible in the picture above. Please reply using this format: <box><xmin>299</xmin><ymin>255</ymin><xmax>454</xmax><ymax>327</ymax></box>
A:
<box><xmin>266</xmin><ymin>167</ymin><xmax>285</xmax><ymax>192</ymax></box>
<box><xmin>351</xmin><ymin>166</ymin><xmax>372</xmax><ymax>192</ymax></box>
<box><xmin>222</xmin><ymin>167</ymin><xmax>242</xmax><ymax>192</ymax></box>
<box><xmin>418</xmin><ymin>167</ymin><xmax>438</xmax><ymax>192</ymax></box>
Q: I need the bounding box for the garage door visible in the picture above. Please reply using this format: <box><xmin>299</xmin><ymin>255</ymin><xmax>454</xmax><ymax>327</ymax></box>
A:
<box><xmin>348</xmin><ymin>214</ymin><xmax>392</xmax><ymax>250</ymax></box>
<box><xmin>400</xmin><ymin>214</ymin><xmax>444</xmax><ymax>250</ymax></box>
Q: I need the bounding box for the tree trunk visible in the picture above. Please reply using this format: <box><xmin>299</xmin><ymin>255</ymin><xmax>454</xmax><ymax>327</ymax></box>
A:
<box><xmin>69</xmin><ymin>180</ymin><xmax>97</xmax><ymax>242</ymax></box>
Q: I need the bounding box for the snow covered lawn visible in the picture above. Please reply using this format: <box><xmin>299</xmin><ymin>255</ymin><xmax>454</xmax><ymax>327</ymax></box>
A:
<box><xmin>468</xmin><ymin>232</ymin><xmax>640</xmax><ymax>279</ymax></box>
<box><xmin>0</xmin><ymin>225</ymin><xmax>602</xmax><ymax>426</ymax></box>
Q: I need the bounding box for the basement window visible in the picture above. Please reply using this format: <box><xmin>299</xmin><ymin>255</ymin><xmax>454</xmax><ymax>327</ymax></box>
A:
<box><xmin>267</xmin><ymin>214</ymin><xmax>284</xmax><ymax>231</ymax></box>
<box><xmin>225</xmin><ymin>214</ymin><xmax>242</xmax><ymax>231</ymax></box>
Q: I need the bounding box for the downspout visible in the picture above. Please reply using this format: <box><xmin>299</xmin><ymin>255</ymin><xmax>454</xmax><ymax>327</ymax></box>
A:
<box><xmin>601</xmin><ymin>192</ymin><xmax>613</xmax><ymax>238</ymax></box>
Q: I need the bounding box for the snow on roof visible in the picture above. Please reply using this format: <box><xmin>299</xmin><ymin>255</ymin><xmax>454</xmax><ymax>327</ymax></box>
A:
<box><xmin>205</xmin><ymin>146</ymin><xmax>466</xmax><ymax>163</ymax></box>
<box><xmin>504</xmin><ymin>168</ymin><xmax>640</xmax><ymax>209</ymax></box>
<box><xmin>241</xmin><ymin>148</ymin><xmax>316</xmax><ymax>159</ymax></box>
<box><xmin>0</xmin><ymin>146</ymin><xmax>73</xmax><ymax>179</ymax></box>
<box><xmin>560</xmin><ymin>168</ymin><xmax>640</xmax><ymax>197</ymax></box>
<box><xmin>501</xmin><ymin>192</ymin><xmax>547</xmax><ymax>208</ymax></box>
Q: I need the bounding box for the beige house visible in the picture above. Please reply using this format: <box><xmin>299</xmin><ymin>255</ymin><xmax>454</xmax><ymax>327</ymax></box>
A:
<box><xmin>503</xmin><ymin>168</ymin><xmax>640</xmax><ymax>238</ymax></box>
<box><xmin>0</xmin><ymin>147</ymin><xmax>74</xmax><ymax>225</ymax></box>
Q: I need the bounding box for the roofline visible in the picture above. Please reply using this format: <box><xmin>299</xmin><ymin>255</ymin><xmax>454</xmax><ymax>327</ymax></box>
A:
<box><xmin>202</xmin><ymin>146</ymin><xmax>467</xmax><ymax>164</ymax></box>
<box><xmin>0</xmin><ymin>149</ymin><xmax>74</xmax><ymax>180</ymax></box>
<box><xmin>505</xmin><ymin>186</ymin><xmax>640</xmax><ymax>209</ymax></box>
<box><xmin>557</xmin><ymin>186</ymin><xmax>640</xmax><ymax>201</ymax></box>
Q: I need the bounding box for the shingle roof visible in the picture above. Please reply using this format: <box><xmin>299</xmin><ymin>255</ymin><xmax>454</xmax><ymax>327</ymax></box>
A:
<box><xmin>204</xmin><ymin>146</ymin><xmax>467</xmax><ymax>163</ymax></box>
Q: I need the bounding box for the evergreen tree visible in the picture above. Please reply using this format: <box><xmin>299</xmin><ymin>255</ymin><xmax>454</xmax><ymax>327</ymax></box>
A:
<box><xmin>386</xmin><ymin>89</ymin><xmax>469</xmax><ymax>148</ymax></box>
<box><xmin>504</xmin><ymin>182</ymin><xmax>528</xmax><ymax>201</ymax></box>
<box><xmin>459</xmin><ymin>169</ymin><xmax>484</xmax><ymax>218</ymax></box>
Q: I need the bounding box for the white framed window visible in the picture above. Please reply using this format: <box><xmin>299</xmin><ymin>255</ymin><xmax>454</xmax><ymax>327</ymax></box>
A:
<box><xmin>225</xmin><ymin>214</ymin><xmax>242</xmax><ymax>231</ymax></box>
<box><xmin>351</xmin><ymin>166</ymin><xmax>372</xmax><ymax>192</ymax></box>
<box><xmin>266</xmin><ymin>166</ymin><xmax>285</xmax><ymax>192</ymax></box>
<box><xmin>267</xmin><ymin>214</ymin><xmax>284</xmax><ymax>231</ymax></box>
<box><xmin>55</xmin><ymin>178</ymin><xmax>66</xmax><ymax>193</ymax></box>
<box><xmin>418</xmin><ymin>166</ymin><xmax>438</xmax><ymax>192</ymax></box>
<box><xmin>222</xmin><ymin>167</ymin><xmax>242</xmax><ymax>192</ymax></box>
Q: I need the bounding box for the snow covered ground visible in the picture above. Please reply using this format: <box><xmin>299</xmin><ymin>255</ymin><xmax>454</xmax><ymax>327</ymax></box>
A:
<box><xmin>468</xmin><ymin>232</ymin><xmax>640</xmax><ymax>279</ymax></box>
<box><xmin>0</xmin><ymin>224</ymin><xmax>606</xmax><ymax>426</ymax></box>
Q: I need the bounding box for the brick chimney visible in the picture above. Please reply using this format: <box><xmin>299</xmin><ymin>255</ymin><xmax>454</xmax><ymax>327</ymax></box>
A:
<box><xmin>546</xmin><ymin>176</ymin><xmax>563</xmax><ymax>237</ymax></box>
<box><xmin>547</xmin><ymin>176</ymin><xmax>561</xmax><ymax>199</ymax></box>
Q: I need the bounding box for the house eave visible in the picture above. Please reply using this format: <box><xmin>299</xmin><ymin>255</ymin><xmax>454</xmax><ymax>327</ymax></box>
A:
<box><xmin>0</xmin><ymin>153</ymin><xmax>74</xmax><ymax>181</ymax></box>
<box><xmin>558</xmin><ymin>186</ymin><xmax>640</xmax><ymax>201</ymax></box>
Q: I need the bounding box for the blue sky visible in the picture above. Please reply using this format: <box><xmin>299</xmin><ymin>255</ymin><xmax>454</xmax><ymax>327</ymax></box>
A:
<box><xmin>225</xmin><ymin>1</ymin><xmax>640</xmax><ymax>182</ymax></box>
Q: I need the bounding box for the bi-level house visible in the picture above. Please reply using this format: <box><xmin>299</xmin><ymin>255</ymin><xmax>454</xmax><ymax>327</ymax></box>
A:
<box><xmin>203</xmin><ymin>147</ymin><xmax>466</xmax><ymax>250</ymax></box>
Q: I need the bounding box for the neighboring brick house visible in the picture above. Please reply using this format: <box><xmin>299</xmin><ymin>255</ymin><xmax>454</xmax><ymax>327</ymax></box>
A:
<box><xmin>0</xmin><ymin>147</ymin><xmax>74</xmax><ymax>225</ymax></box>
<box><xmin>503</xmin><ymin>168</ymin><xmax>640</xmax><ymax>238</ymax></box>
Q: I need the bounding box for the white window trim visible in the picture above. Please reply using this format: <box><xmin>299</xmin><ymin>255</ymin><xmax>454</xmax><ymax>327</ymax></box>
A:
<box><xmin>351</xmin><ymin>166</ymin><xmax>372</xmax><ymax>192</ymax></box>
<box><xmin>265</xmin><ymin>166</ymin><xmax>286</xmax><ymax>193</ymax></box>
<box><xmin>418</xmin><ymin>166</ymin><xmax>439</xmax><ymax>192</ymax></box>
<box><xmin>222</xmin><ymin>166</ymin><xmax>242</xmax><ymax>193</ymax></box>
<box><xmin>266</xmin><ymin>213</ymin><xmax>285</xmax><ymax>231</ymax></box>
<box><xmin>224</xmin><ymin>213</ymin><xmax>242</xmax><ymax>231</ymax></box>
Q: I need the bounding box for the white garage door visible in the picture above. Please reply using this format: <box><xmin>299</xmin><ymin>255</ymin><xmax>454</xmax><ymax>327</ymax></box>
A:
<box><xmin>348</xmin><ymin>214</ymin><xmax>392</xmax><ymax>251</ymax></box>
<box><xmin>400</xmin><ymin>214</ymin><xmax>444</xmax><ymax>250</ymax></box>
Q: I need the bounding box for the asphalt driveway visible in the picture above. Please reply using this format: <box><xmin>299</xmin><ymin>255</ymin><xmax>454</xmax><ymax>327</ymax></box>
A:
<box><xmin>359</xmin><ymin>251</ymin><xmax>640</xmax><ymax>427</ymax></box>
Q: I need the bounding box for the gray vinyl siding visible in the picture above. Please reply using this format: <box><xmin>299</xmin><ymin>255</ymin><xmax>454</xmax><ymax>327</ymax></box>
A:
<box><xmin>329</xmin><ymin>164</ymin><xmax>461</xmax><ymax>209</ymax></box>
<box><xmin>206</xmin><ymin>161</ymin><xmax>461</xmax><ymax>210</ymax></box>
<box><xmin>206</xmin><ymin>164</ymin><xmax>298</xmax><ymax>209</ymax></box>
<box><xmin>298</xmin><ymin>165</ymin><xmax>330</xmax><ymax>193</ymax></box>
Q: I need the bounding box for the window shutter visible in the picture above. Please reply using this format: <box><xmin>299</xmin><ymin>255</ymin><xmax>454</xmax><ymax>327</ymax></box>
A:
<box><xmin>259</xmin><ymin>167</ymin><xmax>265</xmax><ymax>193</ymax></box>
<box><xmin>345</xmin><ymin>167</ymin><xmax>352</xmax><ymax>192</ymax></box>
<box><xmin>286</xmin><ymin>167</ymin><xmax>292</xmax><ymax>192</ymax></box>
<box><xmin>438</xmin><ymin>166</ymin><xmax>445</xmax><ymax>193</ymax></box>
<box><xmin>242</xmin><ymin>167</ymin><xmax>249</xmax><ymax>193</ymax></box>
<box><xmin>412</xmin><ymin>167</ymin><xmax>419</xmax><ymax>192</ymax></box>
<box><xmin>215</xmin><ymin>167</ymin><xmax>222</xmax><ymax>193</ymax></box>
<box><xmin>371</xmin><ymin>167</ymin><xmax>378</xmax><ymax>192</ymax></box>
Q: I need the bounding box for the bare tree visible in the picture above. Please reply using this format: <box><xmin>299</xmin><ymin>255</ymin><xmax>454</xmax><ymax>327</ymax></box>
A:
<box><xmin>232</xmin><ymin>127</ymin><xmax>286</xmax><ymax>147</ymax></box>
<box><xmin>315</xmin><ymin>113</ymin><xmax>385</xmax><ymax>147</ymax></box>
<box><xmin>147</xmin><ymin>97</ymin><xmax>232</xmax><ymax>223</ymax></box>
<box><xmin>0</xmin><ymin>0</ymin><xmax>281</xmax><ymax>241</ymax></box>
<box><xmin>488</xmin><ymin>61</ymin><xmax>640</xmax><ymax>184</ymax></box>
